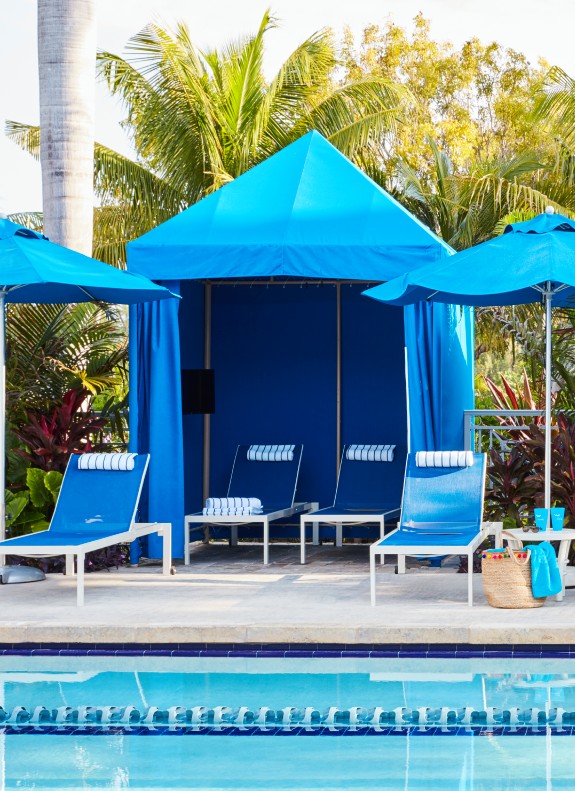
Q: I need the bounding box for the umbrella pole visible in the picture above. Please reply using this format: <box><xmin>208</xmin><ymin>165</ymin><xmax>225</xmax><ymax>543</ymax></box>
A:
<box><xmin>544</xmin><ymin>287</ymin><xmax>552</xmax><ymax>512</ymax></box>
<box><xmin>0</xmin><ymin>292</ymin><xmax>5</xmax><ymax>545</ymax></box>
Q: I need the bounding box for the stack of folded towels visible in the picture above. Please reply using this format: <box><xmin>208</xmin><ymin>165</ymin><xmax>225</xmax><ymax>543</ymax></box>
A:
<box><xmin>203</xmin><ymin>497</ymin><xmax>263</xmax><ymax>516</ymax></box>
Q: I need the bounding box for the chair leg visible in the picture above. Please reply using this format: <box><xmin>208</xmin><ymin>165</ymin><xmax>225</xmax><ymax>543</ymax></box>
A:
<box><xmin>557</xmin><ymin>539</ymin><xmax>570</xmax><ymax>601</ymax></box>
<box><xmin>65</xmin><ymin>554</ymin><xmax>75</xmax><ymax>576</ymax></box>
<box><xmin>335</xmin><ymin>522</ymin><xmax>342</xmax><ymax>547</ymax></box>
<box><xmin>370</xmin><ymin>550</ymin><xmax>377</xmax><ymax>606</ymax></box>
<box><xmin>230</xmin><ymin>526</ymin><xmax>238</xmax><ymax>546</ymax></box>
<box><xmin>184</xmin><ymin>519</ymin><xmax>190</xmax><ymax>566</ymax></box>
<box><xmin>397</xmin><ymin>555</ymin><xmax>406</xmax><ymax>574</ymax></box>
<box><xmin>300</xmin><ymin>519</ymin><xmax>307</xmax><ymax>565</ymax></box>
<box><xmin>76</xmin><ymin>554</ymin><xmax>85</xmax><ymax>607</ymax></box>
<box><xmin>468</xmin><ymin>552</ymin><xmax>473</xmax><ymax>607</ymax></box>
<box><xmin>263</xmin><ymin>519</ymin><xmax>269</xmax><ymax>566</ymax></box>
<box><xmin>312</xmin><ymin>524</ymin><xmax>319</xmax><ymax>545</ymax></box>
<box><xmin>160</xmin><ymin>524</ymin><xmax>172</xmax><ymax>576</ymax></box>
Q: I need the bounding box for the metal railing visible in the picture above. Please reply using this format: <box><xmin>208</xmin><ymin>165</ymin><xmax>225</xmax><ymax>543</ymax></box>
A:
<box><xmin>464</xmin><ymin>409</ymin><xmax>545</xmax><ymax>455</ymax></box>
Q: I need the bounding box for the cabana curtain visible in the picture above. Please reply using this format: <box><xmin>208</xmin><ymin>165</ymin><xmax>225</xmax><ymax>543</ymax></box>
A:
<box><xmin>129</xmin><ymin>284</ymin><xmax>184</xmax><ymax>558</ymax></box>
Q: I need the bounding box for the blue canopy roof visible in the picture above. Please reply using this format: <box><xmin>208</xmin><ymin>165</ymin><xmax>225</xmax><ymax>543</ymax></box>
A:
<box><xmin>128</xmin><ymin>131</ymin><xmax>452</xmax><ymax>281</ymax></box>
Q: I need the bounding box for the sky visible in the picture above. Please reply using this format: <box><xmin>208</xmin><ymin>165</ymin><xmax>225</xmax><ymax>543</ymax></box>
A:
<box><xmin>1</xmin><ymin>0</ymin><xmax>574</xmax><ymax>214</ymax></box>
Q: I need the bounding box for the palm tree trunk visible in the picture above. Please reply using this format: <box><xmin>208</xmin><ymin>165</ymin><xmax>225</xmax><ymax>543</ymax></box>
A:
<box><xmin>38</xmin><ymin>0</ymin><xmax>96</xmax><ymax>254</ymax></box>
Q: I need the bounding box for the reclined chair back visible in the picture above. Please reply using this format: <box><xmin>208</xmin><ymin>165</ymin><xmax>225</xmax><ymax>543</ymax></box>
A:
<box><xmin>400</xmin><ymin>452</ymin><xmax>486</xmax><ymax>530</ymax></box>
<box><xmin>50</xmin><ymin>453</ymin><xmax>150</xmax><ymax>535</ymax></box>
<box><xmin>334</xmin><ymin>445</ymin><xmax>407</xmax><ymax>510</ymax></box>
<box><xmin>227</xmin><ymin>445</ymin><xmax>303</xmax><ymax>510</ymax></box>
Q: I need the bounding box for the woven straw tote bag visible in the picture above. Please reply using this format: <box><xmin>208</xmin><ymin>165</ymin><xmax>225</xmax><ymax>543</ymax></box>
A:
<box><xmin>481</xmin><ymin>531</ymin><xmax>546</xmax><ymax>609</ymax></box>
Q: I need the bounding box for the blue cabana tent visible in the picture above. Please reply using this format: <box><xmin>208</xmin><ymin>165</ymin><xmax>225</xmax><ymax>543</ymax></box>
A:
<box><xmin>127</xmin><ymin>131</ymin><xmax>474</xmax><ymax>557</ymax></box>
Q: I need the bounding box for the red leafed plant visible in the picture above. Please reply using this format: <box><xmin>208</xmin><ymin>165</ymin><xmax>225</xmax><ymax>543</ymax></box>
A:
<box><xmin>13</xmin><ymin>389</ymin><xmax>106</xmax><ymax>473</ymax></box>
<box><xmin>483</xmin><ymin>371</ymin><xmax>544</xmax><ymax>433</ymax></box>
<box><xmin>485</xmin><ymin>444</ymin><xmax>541</xmax><ymax>526</ymax></box>
<box><xmin>523</xmin><ymin>414</ymin><xmax>575</xmax><ymax>527</ymax></box>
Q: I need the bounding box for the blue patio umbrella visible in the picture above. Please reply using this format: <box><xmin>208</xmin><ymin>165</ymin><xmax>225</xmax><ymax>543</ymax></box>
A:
<box><xmin>0</xmin><ymin>218</ymin><xmax>176</xmax><ymax>546</ymax></box>
<box><xmin>364</xmin><ymin>207</ymin><xmax>575</xmax><ymax>511</ymax></box>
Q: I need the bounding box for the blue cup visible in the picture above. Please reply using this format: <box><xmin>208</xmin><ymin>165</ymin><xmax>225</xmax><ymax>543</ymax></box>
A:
<box><xmin>551</xmin><ymin>507</ymin><xmax>566</xmax><ymax>531</ymax></box>
<box><xmin>534</xmin><ymin>508</ymin><xmax>549</xmax><ymax>531</ymax></box>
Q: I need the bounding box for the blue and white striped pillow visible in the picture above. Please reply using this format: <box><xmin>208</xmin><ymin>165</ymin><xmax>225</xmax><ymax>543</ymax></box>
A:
<box><xmin>415</xmin><ymin>451</ymin><xmax>474</xmax><ymax>468</ymax></box>
<box><xmin>77</xmin><ymin>453</ymin><xmax>137</xmax><ymax>471</ymax></box>
<box><xmin>247</xmin><ymin>445</ymin><xmax>295</xmax><ymax>462</ymax></box>
<box><xmin>345</xmin><ymin>444</ymin><xmax>395</xmax><ymax>462</ymax></box>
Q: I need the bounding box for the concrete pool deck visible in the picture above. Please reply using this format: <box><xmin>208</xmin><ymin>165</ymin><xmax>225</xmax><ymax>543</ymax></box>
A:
<box><xmin>0</xmin><ymin>543</ymin><xmax>573</xmax><ymax>646</ymax></box>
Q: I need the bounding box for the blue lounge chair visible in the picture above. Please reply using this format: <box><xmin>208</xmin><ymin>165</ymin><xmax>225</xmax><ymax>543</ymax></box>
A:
<box><xmin>184</xmin><ymin>444</ymin><xmax>314</xmax><ymax>565</ymax></box>
<box><xmin>369</xmin><ymin>451</ymin><xmax>487</xmax><ymax>607</ymax></box>
<box><xmin>300</xmin><ymin>444</ymin><xmax>406</xmax><ymax>563</ymax></box>
<box><xmin>0</xmin><ymin>453</ymin><xmax>172</xmax><ymax>606</ymax></box>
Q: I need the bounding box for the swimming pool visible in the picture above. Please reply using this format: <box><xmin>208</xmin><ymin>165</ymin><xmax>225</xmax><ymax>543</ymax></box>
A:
<box><xmin>2</xmin><ymin>651</ymin><xmax>575</xmax><ymax>789</ymax></box>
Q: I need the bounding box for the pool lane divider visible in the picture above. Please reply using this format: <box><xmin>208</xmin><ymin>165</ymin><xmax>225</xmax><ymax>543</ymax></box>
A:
<box><xmin>0</xmin><ymin>644</ymin><xmax>574</xmax><ymax>658</ymax></box>
<box><xmin>2</xmin><ymin>704</ymin><xmax>575</xmax><ymax>735</ymax></box>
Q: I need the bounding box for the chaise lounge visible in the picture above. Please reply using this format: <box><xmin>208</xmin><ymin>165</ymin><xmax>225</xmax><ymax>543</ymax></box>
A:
<box><xmin>0</xmin><ymin>453</ymin><xmax>172</xmax><ymax>606</ymax></box>
<box><xmin>369</xmin><ymin>451</ymin><xmax>488</xmax><ymax>607</ymax></box>
<box><xmin>184</xmin><ymin>444</ymin><xmax>314</xmax><ymax>565</ymax></box>
<box><xmin>300</xmin><ymin>444</ymin><xmax>406</xmax><ymax>563</ymax></box>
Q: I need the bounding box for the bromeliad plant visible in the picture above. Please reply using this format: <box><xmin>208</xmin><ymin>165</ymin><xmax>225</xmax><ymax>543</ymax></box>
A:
<box><xmin>523</xmin><ymin>414</ymin><xmax>575</xmax><ymax>527</ymax></box>
<box><xmin>12</xmin><ymin>388</ymin><xmax>106</xmax><ymax>473</ymax></box>
<box><xmin>485</xmin><ymin>445</ymin><xmax>540</xmax><ymax>528</ymax></box>
<box><xmin>485</xmin><ymin>412</ymin><xmax>575</xmax><ymax>530</ymax></box>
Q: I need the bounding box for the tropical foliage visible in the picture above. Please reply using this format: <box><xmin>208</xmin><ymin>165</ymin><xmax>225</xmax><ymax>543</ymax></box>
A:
<box><xmin>9</xmin><ymin>11</ymin><xmax>575</xmax><ymax>488</ymax></box>
<box><xmin>7</xmin><ymin>10</ymin><xmax>409</xmax><ymax>266</ymax></box>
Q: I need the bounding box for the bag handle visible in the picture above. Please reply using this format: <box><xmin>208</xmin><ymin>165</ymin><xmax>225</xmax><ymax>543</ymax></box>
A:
<box><xmin>500</xmin><ymin>530</ymin><xmax>531</xmax><ymax>566</ymax></box>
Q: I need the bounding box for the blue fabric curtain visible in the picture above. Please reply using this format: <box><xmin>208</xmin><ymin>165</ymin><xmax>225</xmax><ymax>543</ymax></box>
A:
<box><xmin>129</xmin><ymin>281</ymin><xmax>184</xmax><ymax>558</ymax></box>
<box><xmin>404</xmin><ymin>302</ymin><xmax>474</xmax><ymax>451</ymax></box>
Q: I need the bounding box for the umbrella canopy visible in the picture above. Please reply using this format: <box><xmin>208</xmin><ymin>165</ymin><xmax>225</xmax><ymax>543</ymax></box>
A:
<box><xmin>0</xmin><ymin>218</ymin><xmax>174</xmax><ymax>304</ymax></box>
<box><xmin>364</xmin><ymin>211</ymin><xmax>575</xmax><ymax>307</ymax></box>
<box><xmin>0</xmin><ymin>218</ymin><xmax>177</xmax><ymax>546</ymax></box>
<box><xmin>364</xmin><ymin>208</ymin><xmax>575</xmax><ymax>512</ymax></box>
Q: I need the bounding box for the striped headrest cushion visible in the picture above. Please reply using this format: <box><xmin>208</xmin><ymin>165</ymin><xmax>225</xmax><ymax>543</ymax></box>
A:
<box><xmin>247</xmin><ymin>445</ymin><xmax>295</xmax><ymax>462</ymax></box>
<box><xmin>345</xmin><ymin>444</ymin><xmax>395</xmax><ymax>462</ymax></box>
<box><xmin>77</xmin><ymin>453</ymin><xmax>137</xmax><ymax>471</ymax></box>
<box><xmin>415</xmin><ymin>451</ymin><xmax>474</xmax><ymax>468</ymax></box>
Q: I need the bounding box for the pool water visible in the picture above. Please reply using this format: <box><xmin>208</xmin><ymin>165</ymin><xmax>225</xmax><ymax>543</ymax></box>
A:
<box><xmin>1</xmin><ymin>655</ymin><xmax>575</xmax><ymax>789</ymax></box>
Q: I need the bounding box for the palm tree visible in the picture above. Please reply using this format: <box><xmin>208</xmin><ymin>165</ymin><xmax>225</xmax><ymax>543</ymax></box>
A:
<box><xmin>8</xmin><ymin>10</ymin><xmax>409</xmax><ymax>265</ymax></box>
<box><xmin>6</xmin><ymin>301</ymin><xmax>127</xmax><ymax>421</ymax></box>
<box><xmin>37</xmin><ymin>0</ymin><xmax>96</xmax><ymax>254</ymax></box>
<box><xmin>387</xmin><ymin>139</ymin><xmax>568</xmax><ymax>250</ymax></box>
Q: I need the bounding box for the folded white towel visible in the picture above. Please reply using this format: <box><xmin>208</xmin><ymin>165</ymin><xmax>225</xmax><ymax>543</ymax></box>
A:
<box><xmin>247</xmin><ymin>444</ymin><xmax>295</xmax><ymax>461</ymax></box>
<box><xmin>203</xmin><ymin>496</ymin><xmax>263</xmax><ymax>516</ymax></box>
<box><xmin>415</xmin><ymin>451</ymin><xmax>474</xmax><ymax>468</ymax></box>
<box><xmin>203</xmin><ymin>507</ymin><xmax>262</xmax><ymax>516</ymax></box>
<box><xmin>345</xmin><ymin>444</ymin><xmax>395</xmax><ymax>462</ymax></box>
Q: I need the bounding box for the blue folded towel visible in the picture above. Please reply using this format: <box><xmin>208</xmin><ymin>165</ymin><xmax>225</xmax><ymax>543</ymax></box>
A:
<box><xmin>524</xmin><ymin>542</ymin><xmax>562</xmax><ymax>598</ymax></box>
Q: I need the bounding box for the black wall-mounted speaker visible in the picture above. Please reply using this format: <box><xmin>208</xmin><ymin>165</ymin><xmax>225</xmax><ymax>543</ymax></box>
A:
<box><xmin>181</xmin><ymin>369</ymin><xmax>215</xmax><ymax>414</ymax></box>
